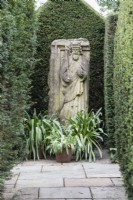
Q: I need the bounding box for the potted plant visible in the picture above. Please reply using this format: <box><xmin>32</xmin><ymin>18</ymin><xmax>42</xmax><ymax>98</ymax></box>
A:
<box><xmin>46</xmin><ymin>120</ymin><xmax>75</xmax><ymax>163</ymax></box>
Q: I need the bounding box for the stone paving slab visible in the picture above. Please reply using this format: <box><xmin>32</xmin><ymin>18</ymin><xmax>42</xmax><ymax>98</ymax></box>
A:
<box><xmin>13</xmin><ymin>194</ymin><xmax>38</xmax><ymax>200</ymax></box>
<box><xmin>39</xmin><ymin>187</ymin><xmax>92</xmax><ymax>199</ymax></box>
<box><xmin>3</xmin><ymin>192</ymin><xmax>15</xmax><ymax>200</ymax></box>
<box><xmin>21</xmin><ymin>160</ymin><xmax>63</xmax><ymax>166</ymax></box>
<box><xmin>17</xmin><ymin>188</ymin><xmax>38</xmax><ymax>195</ymax></box>
<box><xmin>83</xmin><ymin>163</ymin><xmax>121</xmax><ymax>178</ymax></box>
<box><xmin>4</xmin><ymin>185</ymin><xmax>16</xmax><ymax>193</ymax></box>
<box><xmin>42</xmin><ymin>165</ymin><xmax>85</xmax><ymax>178</ymax></box>
<box><xmin>111</xmin><ymin>178</ymin><xmax>124</xmax><ymax>186</ymax></box>
<box><xmin>18</xmin><ymin>173</ymin><xmax>44</xmax><ymax>180</ymax></box>
<box><xmin>16</xmin><ymin>178</ymin><xmax>63</xmax><ymax>188</ymax></box>
<box><xmin>4</xmin><ymin>173</ymin><xmax>19</xmax><ymax>186</ymax></box>
<box><xmin>11</xmin><ymin>165</ymin><xmax>42</xmax><ymax>173</ymax></box>
<box><xmin>65</xmin><ymin>178</ymin><xmax>113</xmax><ymax>187</ymax></box>
<box><xmin>3</xmin><ymin>158</ymin><xmax>128</xmax><ymax>200</ymax></box>
<box><xmin>91</xmin><ymin>186</ymin><xmax>128</xmax><ymax>199</ymax></box>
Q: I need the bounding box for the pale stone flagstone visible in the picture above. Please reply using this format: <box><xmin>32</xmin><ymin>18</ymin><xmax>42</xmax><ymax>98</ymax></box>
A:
<box><xmin>65</xmin><ymin>178</ymin><xmax>113</xmax><ymax>187</ymax></box>
<box><xmin>11</xmin><ymin>165</ymin><xmax>42</xmax><ymax>173</ymax></box>
<box><xmin>111</xmin><ymin>177</ymin><xmax>124</xmax><ymax>186</ymax></box>
<box><xmin>41</xmin><ymin>164</ymin><xmax>86</xmax><ymax>178</ymax></box>
<box><xmin>3</xmin><ymin>155</ymin><xmax>128</xmax><ymax>200</ymax></box>
<box><xmin>91</xmin><ymin>186</ymin><xmax>127</xmax><ymax>199</ymax></box>
<box><xmin>83</xmin><ymin>163</ymin><xmax>121</xmax><ymax>177</ymax></box>
<box><xmin>16</xmin><ymin>178</ymin><xmax>63</xmax><ymax>189</ymax></box>
<box><xmin>39</xmin><ymin>187</ymin><xmax>91</xmax><ymax>198</ymax></box>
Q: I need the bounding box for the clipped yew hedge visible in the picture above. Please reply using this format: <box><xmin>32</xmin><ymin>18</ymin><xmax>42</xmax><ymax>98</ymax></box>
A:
<box><xmin>113</xmin><ymin>0</ymin><xmax>133</xmax><ymax>198</ymax></box>
<box><xmin>0</xmin><ymin>0</ymin><xmax>36</xmax><ymax>197</ymax></box>
<box><xmin>104</xmin><ymin>14</ymin><xmax>118</xmax><ymax>148</ymax></box>
<box><xmin>31</xmin><ymin>0</ymin><xmax>105</xmax><ymax>115</ymax></box>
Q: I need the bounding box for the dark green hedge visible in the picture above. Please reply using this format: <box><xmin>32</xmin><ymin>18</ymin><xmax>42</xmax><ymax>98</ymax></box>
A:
<box><xmin>0</xmin><ymin>0</ymin><xmax>36</xmax><ymax>197</ymax></box>
<box><xmin>113</xmin><ymin>0</ymin><xmax>133</xmax><ymax>198</ymax></box>
<box><xmin>104</xmin><ymin>14</ymin><xmax>118</xmax><ymax>148</ymax></box>
<box><xmin>31</xmin><ymin>0</ymin><xmax>105</xmax><ymax>115</ymax></box>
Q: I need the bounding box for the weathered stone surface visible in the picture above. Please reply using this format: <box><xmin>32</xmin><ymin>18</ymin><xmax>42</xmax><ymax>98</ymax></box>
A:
<box><xmin>4</xmin><ymin>185</ymin><xmax>16</xmax><ymax>193</ymax></box>
<box><xmin>3</xmin><ymin>160</ymin><xmax>127</xmax><ymax>200</ymax></box>
<box><xmin>3</xmin><ymin>192</ymin><xmax>15</xmax><ymax>200</ymax></box>
<box><xmin>65</xmin><ymin>178</ymin><xmax>113</xmax><ymax>187</ymax></box>
<box><xmin>48</xmin><ymin>38</ymin><xmax>90</xmax><ymax>120</ymax></box>
<box><xmin>11</xmin><ymin>165</ymin><xmax>42</xmax><ymax>173</ymax></box>
<box><xmin>12</xmin><ymin>188</ymin><xmax>39</xmax><ymax>200</ymax></box>
<box><xmin>91</xmin><ymin>187</ymin><xmax>128</xmax><ymax>199</ymax></box>
<box><xmin>4</xmin><ymin>173</ymin><xmax>19</xmax><ymax>185</ymax></box>
<box><xmin>17</xmin><ymin>187</ymin><xmax>38</xmax><ymax>195</ymax></box>
<box><xmin>111</xmin><ymin>178</ymin><xmax>124</xmax><ymax>186</ymax></box>
<box><xmin>37</xmin><ymin>199</ymin><xmax>65</xmax><ymax>200</ymax></box>
<box><xmin>22</xmin><ymin>160</ymin><xmax>59</xmax><ymax>166</ymax></box>
<box><xmin>36</xmin><ymin>199</ymin><xmax>65</xmax><ymax>200</ymax></box>
<box><xmin>16</xmin><ymin>178</ymin><xmax>63</xmax><ymax>188</ymax></box>
<box><xmin>41</xmin><ymin>165</ymin><xmax>85</xmax><ymax>178</ymax></box>
<box><xmin>83</xmin><ymin>163</ymin><xmax>121</xmax><ymax>177</ymax></box>
<box><xmin>13</xmin><ymin>194</ymin><xmax>38</xmax><ymax>200</ymax></box>
<box><xmin>39</xmin><ymin>187</ymin><xmax>91</xmax><ymax>199</ymax></box>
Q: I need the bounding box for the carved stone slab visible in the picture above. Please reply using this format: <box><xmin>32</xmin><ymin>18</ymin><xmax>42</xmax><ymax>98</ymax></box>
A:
<box><xmin>48</xmin><ymin>38</ymin><xmax>90</xmax><ymax>120</ymax></box>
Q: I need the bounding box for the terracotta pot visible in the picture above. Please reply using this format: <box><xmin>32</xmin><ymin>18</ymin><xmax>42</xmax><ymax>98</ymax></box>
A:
<box><xmin>55</xmin><ymin>148</ymin><xmax>72</xmax><ymax>163</ymax></box>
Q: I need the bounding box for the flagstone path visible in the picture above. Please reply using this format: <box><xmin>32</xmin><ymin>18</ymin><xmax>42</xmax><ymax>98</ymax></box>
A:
<box><xmin>3</xmin><ymin>151</ymin><xmax>128</xmax><ymax>200</ymax></box>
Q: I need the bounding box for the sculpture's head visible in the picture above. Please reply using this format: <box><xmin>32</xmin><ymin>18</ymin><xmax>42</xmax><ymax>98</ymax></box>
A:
<box><xmin>69</xmin><ymin>42</ymin><xmax>82</xmax><ymax>61</ymax></box>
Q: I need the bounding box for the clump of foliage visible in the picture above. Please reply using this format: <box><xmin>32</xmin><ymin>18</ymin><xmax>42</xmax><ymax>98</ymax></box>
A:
<box><xmin>22</xmin><ymin>109</ymin><xmax>105</xmax><ymax>162</ymax></box>
<box><xmin>68</xmin><ymin>109</ymin><xmax>105</xmax><ymax>161</ymax></box>
<box><xmin>46</xmin><ymin>120</ymin><xmax>75</xmax><ymax>155</ymax></box>
<box><xmin>31</xmin><ymin>0</ymin><xmax>105</xmax><ymax>115</ymax></box>
<box><xmin>96</xmin><ymin>0</ymin><xmax>120</xmax><ymax>12</ymax></box>
<box><xmin>0</xmin><ymin>0</ymin><xmax>37</xmax><ymax>198</ymax></box>
<box><xmin>22</xmin><ymin>111</ymin><xmax>55</xmax><ymax>160</ymax></box>
<box><xmin>113</xmin><ymin>0</ymin><xmax>133</xmax><ymax>198</ymax></box>
<box><xmin>104</xmin><ymin>14</ymin><xmax>118</xmax><ymax>148</ymax></box>
<box><xmin>109</xmin><ymin>148</ymin><xmax>118</xmax><ymax>163</ymax></box>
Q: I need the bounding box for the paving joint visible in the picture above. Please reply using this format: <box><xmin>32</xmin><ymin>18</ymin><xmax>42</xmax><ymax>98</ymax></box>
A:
<box><xmin>38</xmin><ymin>187</ymin><xmax>40</xmax><ymax>198</ymax></box>
<box><xmin>41</xmin><ymin>165</ymin><xmax>43</xmax><ymax>172</ymax></box>
<box><xmin>63</xmin><ymin>178</ymin><xmax>65</xmax><ymax>187</ymax></box>
<box><xmin>82</xmin><ymin>164</ymin><xmax>87</xmax><ymax>178</ymax></box>
<box><xmin>14</xmin><ymin>172</ymin><xmax>20</xmax><ymax>188</ymax></box>
<box><xmin>89</xmin><ymin>186</ymin><xmax>94</xmax><ymax>200</ymax></box>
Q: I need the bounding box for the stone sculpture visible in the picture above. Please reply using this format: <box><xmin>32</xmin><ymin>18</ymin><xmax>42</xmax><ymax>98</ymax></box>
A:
<box><xmin>48</xmin><ymin>38</ymin><xmax>90</xmax><ymax>120</ymax></box>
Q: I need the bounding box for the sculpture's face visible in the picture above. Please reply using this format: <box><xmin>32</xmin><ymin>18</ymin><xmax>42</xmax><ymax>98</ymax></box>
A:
<box><xmin>72</xmin><ymin>48</ymin><xmax>80</xmax><ymax>61</ymax></box>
